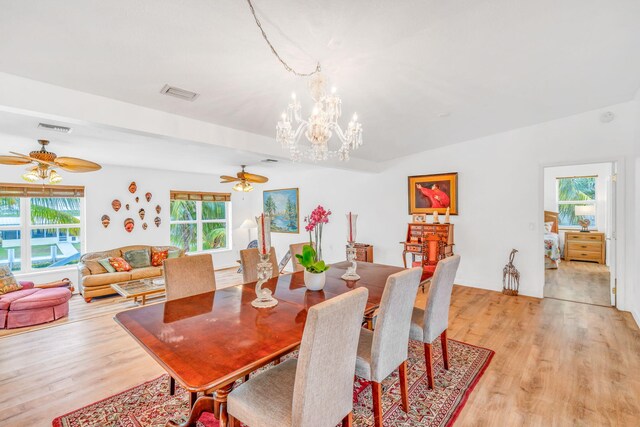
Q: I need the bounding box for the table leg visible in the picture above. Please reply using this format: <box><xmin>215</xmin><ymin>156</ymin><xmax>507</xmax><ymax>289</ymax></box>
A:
<box><xmin>141</xmin><ymin>295</ymin><xmax>147</xmax><ymax>306</ymax></box>
<box><xmin>402</xmin><ymin>250</ymin><xmax>408</xmax><ymax>268</ymax></box>
<box><xmin>214</xmin><ymin>383</ymin><xmax>234</xmax><ymax>427</ymax></box>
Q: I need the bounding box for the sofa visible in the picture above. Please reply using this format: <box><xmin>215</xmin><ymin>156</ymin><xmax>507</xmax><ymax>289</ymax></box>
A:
<box><xmin>78</xmin><ymin>245</ymin><xmax>184</xmax><ymax>302</ymax></box>
<box><xmin>0</xmin><ymin>281</ymin><xmax>72</xmax><ymax>329</ymax></box>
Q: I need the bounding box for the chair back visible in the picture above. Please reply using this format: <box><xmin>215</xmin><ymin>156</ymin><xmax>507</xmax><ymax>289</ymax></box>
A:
<box><xmin>163</xmin><ymin>254</ymin><xmax>216</xmax><ymax>301</ymax></box>
<box><xmin>239</xmin><ymin>247</ymin><xmax>279</xmax><ymax>283</ymax></box>
<box><xmin>292</xmin><ymin>288</ymin><xmax>369</xmax><ymax>427</ymax></box>
<box><xmin>370</xmin><ymin>267</ymin><xmax>422</xmax><ymax>382</ymax></box>
<box><xmin>422</xmin><ymin>255</ymin><xmax>461</xmax><ymax>342</ymax></box>
<box><xmin>290</xmin><ymin>242</ymin><xmax>314</xmax><ymax>272</ymax></box>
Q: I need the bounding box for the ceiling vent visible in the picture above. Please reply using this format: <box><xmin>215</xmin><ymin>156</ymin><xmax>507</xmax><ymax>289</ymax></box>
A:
<box><xmin>261</xmin><ymin>159</ymin><xmax>279</xmax><ymax>163</ymax></box>
<box><xmin>38</xmin><ymin>123</ymin><xmax>72</xmax><ymax>133</ymax></box>
<box><xmin>160</xmin><ymin>84</ymin><xmax>199</xmax><ymax>101</ymax></box>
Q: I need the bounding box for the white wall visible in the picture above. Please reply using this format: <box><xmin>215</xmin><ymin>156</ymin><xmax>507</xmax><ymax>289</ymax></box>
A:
<box><xmin>251</xmin><ymin>101</ymin><xmax>637</xmax><ymax>309</ymax></box>
<box><xmin>543</xmin><ymin>162</ymin><xmax>612</xmax><ymax>263</ymax></box>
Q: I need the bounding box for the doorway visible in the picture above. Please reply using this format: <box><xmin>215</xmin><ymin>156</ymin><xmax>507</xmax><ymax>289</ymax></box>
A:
<box><xmin>542</xmin><ymin>162</ymin><xmax>616</xmax><ymax>306</ymax></box>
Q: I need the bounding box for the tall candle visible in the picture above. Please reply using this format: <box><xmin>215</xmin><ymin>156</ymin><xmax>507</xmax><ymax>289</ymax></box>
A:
<box><xmin>349</xmin><ymin>212</ymin><xmax>353</xmax><ymax>242</ymax></box>
<box><xmin>255</xmin><ymin>214</ymin><xmax>271</xmax><ymax>256</ymax></box>
<box><xmin>346</xmin><ymin>212</ymin><xmax>358</xmax><ymax>243</ymax></box>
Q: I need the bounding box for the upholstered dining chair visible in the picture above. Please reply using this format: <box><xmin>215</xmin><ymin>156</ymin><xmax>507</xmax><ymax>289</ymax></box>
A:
<box><xmin>240</xmin><ymin>247</ymin><xmax>280</xmax><ymax>283</ymax></box>
<box><xmin>163</xmin><ymin>253</ymin><xmax>216</xmax><ymax>399</ymax></box>
<box><xmin>290</xmin><ymin>242</ymin><xmax>314</xmax><ymax>272</ymax></box>
<box><xmin>355</xmin><ymin>267</ymin><xmax>422</xmax><ymax>426</ymax></box>
<box><xmin>409</xmin><ymin>254</ymin><xmax>461</xmax><ymax>389</ymax></box>
<box><xmin>227</xmin><ymin>287</ymin><xmax>369</xmax><ymax>427</ymax></box>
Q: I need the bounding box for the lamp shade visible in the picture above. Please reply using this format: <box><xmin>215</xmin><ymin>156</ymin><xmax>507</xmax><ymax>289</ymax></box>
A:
<box><xmin>239</xmin><ymin>218</ymin><xmax>257</xmax><ymax>229</ymax></box>
<box><xmin>575</xmin><ymin>205</ymin><xmax>596</xmax><ymax>216</ymax></box>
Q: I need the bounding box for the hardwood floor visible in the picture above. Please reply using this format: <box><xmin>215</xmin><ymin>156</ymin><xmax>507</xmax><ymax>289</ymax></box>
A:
<box><xmin>1</xmin><ymin>276</ymin><xmax>639</xmax><ymax>426</ymax></box>
<box><xmin>544</xmin><ymin>260</ymin><xmax>611</xmax><ymax>306</ymax></box>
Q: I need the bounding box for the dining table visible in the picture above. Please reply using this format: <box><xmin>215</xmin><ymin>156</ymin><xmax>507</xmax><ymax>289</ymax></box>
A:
<box><xmin>114</xmin><ymin>261</ymin><xmax>406</xmax><ymax>427</ymax></box>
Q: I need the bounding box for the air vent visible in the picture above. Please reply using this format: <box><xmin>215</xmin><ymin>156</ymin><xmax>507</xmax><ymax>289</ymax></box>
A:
<box><xmin>261</xmin><ymin>159</ymin><xmax>279</xmax><ymax>163</ymax></box>
<box><xmin>38</xmin><ymin>123</ymin><xmax>72</xmax><ymax>133</ymax></box>
<box><xmin>160</xmin><ymin>84</ymin><xmax>199</xmax><ymax>101</ymax></box>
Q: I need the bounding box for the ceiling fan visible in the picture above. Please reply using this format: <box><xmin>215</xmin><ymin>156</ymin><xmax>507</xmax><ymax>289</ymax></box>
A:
<box><xmin>0</xmin><ymin>139</ymin><xmax>102</xmax><ymax>184</ymax></box>
<box><xmin>220</xmin><ymin>165</ymin><xmax>268</xmax><ymax>192</ymax></box>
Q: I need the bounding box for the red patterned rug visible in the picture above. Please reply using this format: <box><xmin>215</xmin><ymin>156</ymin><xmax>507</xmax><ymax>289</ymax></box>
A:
<box><xmin>53</xmin><ymin>339</ymin><xmax>493</xmax><ymax>427</ymax></box>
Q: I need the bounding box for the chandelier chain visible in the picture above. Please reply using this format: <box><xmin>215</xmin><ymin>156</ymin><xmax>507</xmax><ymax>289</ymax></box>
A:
<box><xmin>245</xmin><ymin>0</ymin><xmax>320</xmax><ymax>77</ymax></box>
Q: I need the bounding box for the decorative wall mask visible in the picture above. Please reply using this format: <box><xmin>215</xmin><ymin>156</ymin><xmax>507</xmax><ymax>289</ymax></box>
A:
<box><xmin>135</xmin><ymin>196</ymin><xmax>139</xmax><ymax>203</ymax></box>
<box><xmin>155</xmin><ymin>204</ymin><xmax>161</xmax><ymax>214</ymax></box>
<box><xmin>128</xmin><ymin>182</ymin><xmax>137</xmax><ymax>193</ymax></box>
<box><xmin>154</xmin><ymin>216</ymin><xmax>161</xmax><ymax>227</ymax></box>
<box><xmin>142</xmin><ymin>223</ymin><xmax>148</xmax><ymax>230</ymax></box>
<box><xmin>112</xmin><ymin>200</ymin><xmax>121</xmax><ymax>212</ymax></box>
<box><xmin>101</xmin><ymin>215</ymin><xmax>110</xmax><ymax>228</ymax></box>
<box><xmin>125</xmin><ymin>203</ymin><xmax>130</xmax><ymax>210</ymax></box>
<box><xmin>138</xmin><ymin>208</ymin><xmax>145</xmax><ymax>220</ymax></box>
<box><xmin>124</xmin><ymin>218</ymin><xmax>135</xmax><ymax>233</ymax></box>
<box><xmin>145</xmin><ymin>192</ymin><xmax>152</xmax><ymax>202</ymax></box>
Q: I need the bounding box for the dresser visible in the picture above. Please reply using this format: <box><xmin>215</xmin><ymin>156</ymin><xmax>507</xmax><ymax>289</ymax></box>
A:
<box><xmin>354</xmin><ymin>243</ymin><xmax>374</xmax><ymax>263</ymax></box>
<box><xmin>564</xmin><ymin>231</ymin><xmax>605</xmax><ymax>264</ymax></box>
<box><xmin>401</xmin><ymin>223</ymin><xmax>454</xmax><ymax>269</ymax></box>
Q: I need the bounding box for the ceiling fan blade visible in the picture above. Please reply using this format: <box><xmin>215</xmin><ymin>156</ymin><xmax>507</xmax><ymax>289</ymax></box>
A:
<box><xmin>54</xmin><ymin>157</ymin><xmax>102</xmax><ymax>172</ymax></box>
<box><xmin>9</xmin><ymin>151</ymin><xmax>58</xmax><ymax>167</ymax></box>
<box><xmin>0</xmin><ymin>155</ymin><xmax>33</xmax><ymax>166</ymax></box>
<box><xmin>242</xmin><ymin>172</ymin><xmax>269</xmax><ymax>183</ymax></box>
<box><xmin>220</xmin><ymin>175</ymin><xmax>240</xmax><ymax>182</ymax></box>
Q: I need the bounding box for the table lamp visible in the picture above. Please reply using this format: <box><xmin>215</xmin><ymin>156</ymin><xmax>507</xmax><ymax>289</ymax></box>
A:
<box><xmin>239</xmin><ymin>218</ymin><xmax>257</xmax><ymax>242</ymax></box>
<box><xmin>575</xmin><ymin>205</ymin><xmax>595</xmax><ymax>232</ymax></box>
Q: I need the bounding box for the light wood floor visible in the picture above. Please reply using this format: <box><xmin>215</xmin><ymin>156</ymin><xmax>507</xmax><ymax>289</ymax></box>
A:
<box><xmin>544</xmin><ymin>260</ymin><xmax>611</xmax><ymax>306</ymax></box>
<box><xmin>1</xmin><ymin>273</ymin><xmax>639</xmax><ymax>426</ymax></box>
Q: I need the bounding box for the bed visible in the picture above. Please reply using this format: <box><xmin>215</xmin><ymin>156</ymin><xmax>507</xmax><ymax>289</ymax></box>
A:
<box><xmin>544</xmin><ymin>211</ymin><xmax>561</xmax><ymax>269</ymax></box>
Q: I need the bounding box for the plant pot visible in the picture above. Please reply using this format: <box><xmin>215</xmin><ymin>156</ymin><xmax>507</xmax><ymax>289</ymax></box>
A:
<box><xmin>304</xmin><ymin>270</ymin><xmax>326</xmax><ymax>291</ymax></box>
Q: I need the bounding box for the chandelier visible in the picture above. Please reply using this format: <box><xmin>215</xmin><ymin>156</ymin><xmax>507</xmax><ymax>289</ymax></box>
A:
<box><xmin>246</xmin><ymin>0</ymin><xmax>363</xmax><ymax>162</ymax></box>
<box><xmin>276</xmin><ymin>72</ymin><xmax>363</xmax><ymax>161</ymax></box>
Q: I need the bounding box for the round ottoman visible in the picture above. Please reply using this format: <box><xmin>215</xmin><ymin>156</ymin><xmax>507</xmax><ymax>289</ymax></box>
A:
<box><xmin>6</xmin><ymin>287</ymin><xmax>72</xmax><ymax>329</ymax></box>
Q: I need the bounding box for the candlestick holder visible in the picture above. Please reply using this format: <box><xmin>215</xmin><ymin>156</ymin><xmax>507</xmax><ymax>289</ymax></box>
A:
<box><xmin>342</xmin><ymin>242</ymin><xmax>360</xmax><ymax>281</ymax></box>
<box><xmin>251</xmin><ymin>253</ymin><xmax>278</xmax><ymax>308</ymax></box>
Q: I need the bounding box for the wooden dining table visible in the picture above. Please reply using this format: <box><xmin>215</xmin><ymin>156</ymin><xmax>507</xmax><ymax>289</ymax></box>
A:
<box><xmin>114</xmin><ymin>261</ymin><xmax>405</xmax><ymax>427</ymax></box>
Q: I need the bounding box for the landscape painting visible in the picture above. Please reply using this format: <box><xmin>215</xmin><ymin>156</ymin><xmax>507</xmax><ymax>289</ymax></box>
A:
<box><xmin>263</xmin><ymin>188</ymin><xmax>299</xmax><ymax>233</ymax></box>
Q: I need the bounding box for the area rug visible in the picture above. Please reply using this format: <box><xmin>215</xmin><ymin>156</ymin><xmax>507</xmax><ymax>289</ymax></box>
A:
<box><xmin>52</xmin><ymin>339</ymin><xmax>493</xmax><ymax>427</ymax></box>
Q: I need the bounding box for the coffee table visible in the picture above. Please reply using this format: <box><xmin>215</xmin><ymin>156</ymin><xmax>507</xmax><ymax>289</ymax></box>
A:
<box><xmin>111</xmin><ymin>278</ymin><xmax>165</xmax><ymax>305</ymax></box>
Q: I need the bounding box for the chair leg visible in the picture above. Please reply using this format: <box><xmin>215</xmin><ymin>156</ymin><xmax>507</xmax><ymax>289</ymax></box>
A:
<box><xmin>398</xmin><ymin>360</ymin><xmax>409</xmax><ymax>413</ymax></box>
<box><xmin>424</xmin><ymin>342</ymin><xmax>434</xmax><ymax>389</ymax></box>
<box><xmin>229</xmin><ymin>414</ymin><xmax>240</xmax><ymax>427</ymax></box>
<box><xmin>372</xmin><ymin>381</ymin><xmax>383</xmax><ymax>427</ymax></box>
<box><xmin>189</xmin><ymin>391</ymin><xmax>198</xmax><ymax>408</ymax></box>
<box><xmin>244</xmin><ymin>374</ymin><xmax>250</xmax><ymax>382</ymax></box>
<box><xmin>441</xmin><ymin>330</ymin><xmax>450</xmax><ymax>370</ymax></box>
<box><xmin>342</xmin><ymin>411</ymin><xmax>353</xmax><ymax>427</ymax></box>
<box><xmin>169</xmin><ymin>376</ymin><xmax>175</xmax><ymax>395</ymax></box>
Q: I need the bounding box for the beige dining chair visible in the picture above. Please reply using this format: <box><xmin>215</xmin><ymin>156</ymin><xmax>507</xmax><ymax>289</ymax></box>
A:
<box><xmin>163</xmin><ymin>253</ymin><xmax>216</xmax><ymax>399</ymax></box>
<box><xmin>409</xmin><ymin>254</ymin><xmax>461</xmax><ymax>389</ymax></box>
<box><xmin>227</xmin><ymin>287</ymin><xmax>369</xmax><ymax>427</ymax></box>
<box><xmin>290</xmin><ymin>242</ymin><xmax>315</xmax><ymax>272</ymax></box>
<box><xmin>355</xmin><ymin>267</ymin><xmax>422</xmax><ymax>426</ymax></box>
<box><xmin>240</xmin><ymin>247</ymin><xmax>279</xmax><ymax>283</ymax></box>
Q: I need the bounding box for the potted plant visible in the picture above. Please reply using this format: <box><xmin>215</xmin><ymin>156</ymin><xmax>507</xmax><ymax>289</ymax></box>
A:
<box><xmin>295</xmin><ymin>245</ymin><xmax>330</xmax><ymax>291</ymax></box>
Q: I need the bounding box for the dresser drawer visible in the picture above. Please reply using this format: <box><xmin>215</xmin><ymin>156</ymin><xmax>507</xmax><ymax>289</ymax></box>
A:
<box><xmin>566</xmin><ymin>233</ymin><xmax>603</xmax><ymax>242</ymax></box>
<box><xmin>405</xmin><ymin>244</ymin><xmax>422</xmax><ymax>253</ymax></box>
<box><xmin>567</xmin><ymin>249</ymin><xmax>602</xmax><ymax>261</ymax></box>
<box><xmin>569</xmin><ymin>241</ymin><xmax>602</xmax><ymax>252</ymax></box>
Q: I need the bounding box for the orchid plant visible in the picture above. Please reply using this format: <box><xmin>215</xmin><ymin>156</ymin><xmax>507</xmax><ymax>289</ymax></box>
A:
<box><xmin>304</xmin><ymin>205</ymin><xmax>331</xmax><ymax>262</ymax></box>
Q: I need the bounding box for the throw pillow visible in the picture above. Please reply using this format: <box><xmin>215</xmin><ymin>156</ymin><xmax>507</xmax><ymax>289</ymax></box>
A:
<box><xmin>168</xmin><ymin>249</ymin><xmax>181</xmax><ymax>259</ymax></box>
<box><xmin>85</xmin><ymin>259</ymin><xmax>107</xmax><ymax>275</ymax></box>
<box><xmin>0</xmin><ymin>265</ymin><xmax>22</xmax><ymax>295</ymax></box>
<box><xmin>109</xmin><ymin>257</ymin><xmax>132</xmax><ymax>272</ymax></box>
<box><xmin>123</xmin><ymin>249</ymin><xmax>151</xmax><ymax>269</ymax></box>
<box><xmin>151</xmin><ymin>249</ymin><xmax>169</xmax><ymax>267</ymax></box>
<box><xmin>544</xmin><ymin>222</ymin><xmax>554</xmax><ymax>233</ymax></box>
<box><xmin>98</xmin><ymin>258</ymin><xmax>117</xmax><ymax>273</ymax></box>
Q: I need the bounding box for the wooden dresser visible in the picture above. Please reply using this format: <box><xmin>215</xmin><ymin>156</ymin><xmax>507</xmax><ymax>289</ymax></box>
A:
<box><xmin>564</xmin><ymin>231</ymin><xmax>605</xmax><ymax>264</ymax></box>
<box><xmin>401</xmin><ymin>223</ymin><xmax>454</xmax><ymax>268</ymax></box>
<box><xmin>354</xmin><ymin>243</ymin><xmax>374</xmax><ymax>263</ymax></box>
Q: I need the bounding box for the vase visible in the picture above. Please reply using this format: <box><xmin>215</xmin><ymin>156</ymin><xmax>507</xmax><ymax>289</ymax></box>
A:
<box><xmin>304</xmin><ymin>270</ymin><xmax>326</xmax><ymax>291</ymax></box>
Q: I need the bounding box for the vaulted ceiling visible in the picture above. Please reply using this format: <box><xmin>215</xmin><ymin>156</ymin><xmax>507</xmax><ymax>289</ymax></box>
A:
<box><xmin>0</xmin><ymin>0</ymin><xmax>639</xmax><ymax>164</ymax></box>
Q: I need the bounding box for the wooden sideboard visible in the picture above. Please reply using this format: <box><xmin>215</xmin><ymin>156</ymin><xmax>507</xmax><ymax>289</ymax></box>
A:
<box><xmin>564</xmin><ymin>231</ymin><xmax>605</xmax><ymax>264</ymax></box>
<box><xmin>354</xmin><ymin>243</ymin><xmax>374</xmax><ymax>263</ymax></box>
<box><xmin>401</xmin><ymin>223</ymin><xmax>454</xmax><ymax>269</ymax></box>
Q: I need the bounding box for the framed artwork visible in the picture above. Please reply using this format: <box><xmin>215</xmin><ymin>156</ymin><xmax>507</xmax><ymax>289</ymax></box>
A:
<box><xmin>263</xmin><ymin>188</ymin><xmax>299</xmax><ymax>233</ymax></box>
<box><xmin>408</xmin><ymin>172</ymin><xmax>458</xmax><ymax>215</ymax></box>
<box><xmin>412</xmin><ymin>214</ymin><xmax>426</xmax><ymax>223</ymax></box>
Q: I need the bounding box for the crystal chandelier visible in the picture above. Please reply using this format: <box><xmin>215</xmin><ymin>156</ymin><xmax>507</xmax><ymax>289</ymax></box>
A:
<box><xmin>276</xmin><ymin>73</ymin><xmax>363</xmax><ymax>161</ymax></box>
<box><xmin>246</xmin><ymin>0</ymin><xmax>363</xmax><ymax>162</ymax></box>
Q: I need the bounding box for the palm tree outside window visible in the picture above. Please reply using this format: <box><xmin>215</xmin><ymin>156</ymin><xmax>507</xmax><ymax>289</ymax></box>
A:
<box><xmin>169</xmin><ymin>200</ymin><xmax>230</xmax><ymax>253</ymax></box>
<box><xmin>556</xmin><ymin>176</ymin><xmax>597</xmax><ymax>228</ymax></box>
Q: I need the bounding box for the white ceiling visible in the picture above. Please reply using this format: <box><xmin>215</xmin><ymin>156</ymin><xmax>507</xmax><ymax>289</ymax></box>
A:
<box><xmin>0</xmin><ymin>0</ymin><xmax>639</xmax><ymax>163</ymax></box>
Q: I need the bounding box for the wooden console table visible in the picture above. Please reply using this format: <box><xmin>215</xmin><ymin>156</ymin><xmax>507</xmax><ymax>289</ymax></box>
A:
<box><xmin>401</xmin><ymin>223</ymin><xmax>454</xmax><ymax>269</ymax></box>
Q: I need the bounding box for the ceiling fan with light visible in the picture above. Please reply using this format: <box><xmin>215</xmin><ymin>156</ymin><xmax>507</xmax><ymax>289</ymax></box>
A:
<box><xmin>220</xmin><ymin>165</ymin><xmax>268</xmax><ymax>192</ymax></box>
<box><xmin>0</xmin><ymin>139</ymin><xmax>102</xmax><ymax>184</ymax></box>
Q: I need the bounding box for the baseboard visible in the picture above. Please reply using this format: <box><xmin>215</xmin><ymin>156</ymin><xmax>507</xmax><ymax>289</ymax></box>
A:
<box><xmin>632</xmin><ymin>307</ymin><xmax>640</xmax><ymax>330</ymax></box>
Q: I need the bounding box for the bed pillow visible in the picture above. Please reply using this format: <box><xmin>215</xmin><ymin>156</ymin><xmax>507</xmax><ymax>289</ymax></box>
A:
<box><xmin>98</xmin><ymin>258</ymin><xmax>117</xmax><ymax>273</ymax></box>
<box><xmin>544</xmin><ymin>222</ymin><xmax>554</xmax><ymax>233</ymax></box>
<box><xmin>123</xmin><ymin>249</ymin><xmax>151</xmax><ymax>269</ymax></box>
<box><xmin>0</xmin><ymin>266</ymin><xmax>22</xmax><ymax>295</ymax></box>
<box><xmin>109</xmin><ymin>257</ymin><xmax>132</xmax><ymax>272</ymax></box>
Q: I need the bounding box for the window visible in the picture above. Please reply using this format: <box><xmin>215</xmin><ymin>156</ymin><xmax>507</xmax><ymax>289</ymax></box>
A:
<box><xmin>169</xmin><ymin>191</ymin><xmax>231</xmax><ymax>253</ymax></box>
<box><xmin>0</xmin><ymin>184</ymin><xmax>83</xmax><ymax>272</ymax></box>
<box><xmin>556</xmin><ymin>176</ymin><xmax>596</xmax><ymax>228</ymax></box>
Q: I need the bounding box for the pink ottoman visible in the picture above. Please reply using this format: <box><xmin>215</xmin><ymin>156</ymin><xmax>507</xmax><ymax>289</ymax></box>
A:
<box><xmin>4</xmin><ymin>287</ymin><xmax>72</xmax><ymax>329</ymax></box>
